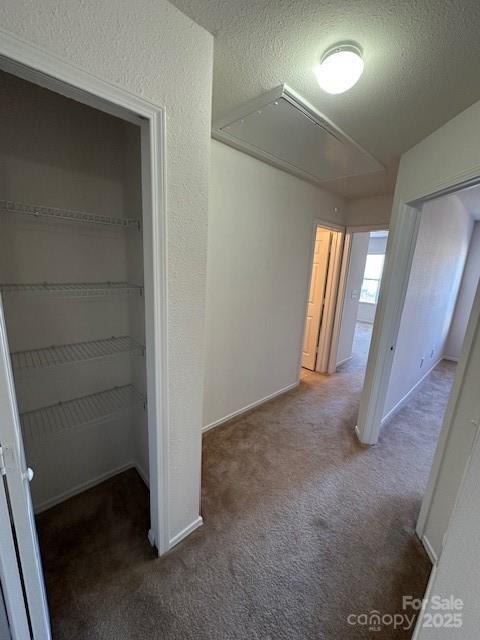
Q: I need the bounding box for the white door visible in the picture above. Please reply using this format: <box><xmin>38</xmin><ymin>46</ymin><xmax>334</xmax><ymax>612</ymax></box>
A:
<box><xmin>302</xmin><ymin>228</ymin><xmax>332</xmax><ymax>370</ymax></box>
<box><xmin>0</xmin><ymin>479</ymin><xmax>30</xmax><ymax>640</ymax></box>
<box><xmin>0</xmin><ymin>296</ymin><xmax>51</xmax><ymax>639</ymax></box>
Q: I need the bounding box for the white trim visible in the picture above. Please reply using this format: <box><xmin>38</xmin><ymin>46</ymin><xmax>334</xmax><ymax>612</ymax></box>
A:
<box><xmin>297</xmin><ymin>218</ymin><xmax>345</xmax><ymax>379</ymax></box>
<box><xmin>354</xmin><ymin>425</ymin><xmax>363</xmax><ymax>442</ymax></box>
<box><xmin>421</xmin><ymin>534</ymin><xmax>438</xmax><ymax>565</ymax></box>
<box><xmin>212</xmin><ymin>84</ymin><xmax>382</xmax><ymax>189</ymax></box>
<box><xmin>380</xmin><ymin>357</ymin><xmax>443</xmax><ymax>427</ymax></box>
<box><xmin>328</xmin><ymin>232</ymin><xmax>351</xmax><ymax>374</ymax></box>
<box><xmin>0</xmin><ymin>473</ymin><xmax>31</xmax><ymax>640</ymax></box>
<box><xmin>168</xmin><ymin>516</ymin><xmax>203</xmax><ymax>549</ymax></box>
<box><xmin>315</xmin><ymin>229</ymin><xmax>344</xmax><ymax>373</ymax></box>
<box><xmin>0</xmin><ymin>296</ymin><xmax>51</xmax><ymax>639</ymax></box>
<box><xmin>346</xmin><ymin>223</ymin><xmax>390</xmax><ymax>233</ymax></box>
<box><xmin>0</xmin><ymin>31</ymin><xmax>171</xmax><ymax>638</ymax></box>
<box><xmin>328</xmin><ymin>224</ymin><xmax>389</xmax><ymax>375</ymax></box>
<box><xmin>357</xmin><ymin>204</ymin><xmax>422</xmax><ymax>444</ymax></box>
<box><xmin>134</xmin><ymin>462</ymin><xmax>150</xmax><ymax>488</ymax></box>
<box><xmin>0</xmin><ymin>30</ymin><xmax>169</xmax><ymax>557</ymax></box>
<box><xmin>416</xmin><ymin>286</ymin><xmax>480</xmax><ymax>538</ymax></box>
<box><xmin>412</xmin><ymin>424</ymin><xmax>480</xmax><ymax>639</ymax></box>
<box><xmin>336</xmin><ymin>355</ymin><xmax>353</xmax><ymax>368</ymax></box>
<box><xmin>410</xmin><ymin>563</ymin><xmax>437</xmax><ymax>640</ymax></box>
<box><xmin>202</xmin><ymin>381</ymin><xmax>299</xmax><ymax>434</ymax></box>
<box><xmin>443</xmin><ymin>354</ymin><xmax>459</xmax><ymax>363</ymax></box>
<box><xmin>33</xmin><ymin>462</ymin><xmax>140</xmax><ymax>514</ymax></box>
<box><xmin>310</xmin><ymin>218</ymin><xmax>345</xmax><ymax>233</ymax></box>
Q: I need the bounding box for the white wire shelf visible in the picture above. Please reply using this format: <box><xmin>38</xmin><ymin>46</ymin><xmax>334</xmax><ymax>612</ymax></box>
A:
<box><xmin>0</xmin><ymin>200</ymin><xmax>140</xmax><ymax>230</ymax></box>
<box><xmin>21</xmin><ymin>385</ymin><xmax>145</xmax><ymax>440</ymax></box>
<box><xmin>0</xmin><ymin>282</ymin><xmax>143</xmax><ymax>298</ymax></box>
<box><xmin>11</xmin><ymin>336</ymin><xmax>144</xmax><ymax>373</ymax></box>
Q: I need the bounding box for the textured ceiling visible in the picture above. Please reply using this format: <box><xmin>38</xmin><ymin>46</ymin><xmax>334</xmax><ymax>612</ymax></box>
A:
<box><xmin>170</xmin><ymin>0</ymin><xmax>480</xmax><ymax>199</ymax></box>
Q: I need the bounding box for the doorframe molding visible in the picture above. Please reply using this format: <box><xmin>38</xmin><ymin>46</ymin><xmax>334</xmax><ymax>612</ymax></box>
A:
<box><xmin>356</xmin><ymin>174</ymin><xmax>480</xmax><ymax>445</ymax></box>
<box><xmin>0</xmin><ymin>27</ymin><xmax>170</xmax><ymax>634</ymax></box>
<box><xmin>298</xmin><ymin>218</ymin><xmax>345</xmax><ymax>376</ymax></box>
<box><xmin>0</xmin><ymin>465</ymin><xmax>31</xmax><ymax>640</ymax></box>
<box><xmin>315</xmin><ymin>229</ymin><xmax>344</xmax><ymax>373</ymax></box>
<box><xmin>355</xmin><ymin>169</ymin><xmax>480</xmax><ymax>445</ymax></box>
<box><xmin>327</xmin><ymin>223</ymin><xmax>390</xmax><ymax>374</ymax></box>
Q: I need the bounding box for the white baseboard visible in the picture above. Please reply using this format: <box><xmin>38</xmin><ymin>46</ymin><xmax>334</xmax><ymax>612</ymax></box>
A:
<box><xmin>336</xmin><ymin>355</ymin><xmax>352</xmax><ymax>368</ymax></box>
<box><xmin>134</xmin><ymin>462</ymin><xmax>149</xmax><ymax>488</ymax></box>
<box><xmin>421</xmin><ymin>534</ymin><xmax>438</xmax><ymax>565</ymax></box>
<box><xmin>381</xmin><ymin>357</ymin><xmax>443</xmax><ymax>426</ymax></box>
<box><xmin>443</xmin><ymin>354</ymin><xmax>459</xmax><ymax>363</ymax></box>
<box><xmin>169</xmin><ymin>515</ymin><xmax>203</xmax><ymax>549</ymax></box>
<box><xmin>34</xmin><ymin>461</ymin><xmax>138</xmax><ymax>513</ymax></box>
<box><xmin>410</xmin><ymin>562</ymin><xmax>437</xmax><ymax>640</ymax></box>
<box><xmin>202</xmin><ymin>380</ymin><xmax>299</xmax><ymax>434</ymax></box>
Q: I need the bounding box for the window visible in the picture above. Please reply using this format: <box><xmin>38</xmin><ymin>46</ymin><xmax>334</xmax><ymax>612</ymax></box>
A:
<box><xmin>360</xmin><ymin>254</ymin><xmax>385</xmax><ymax>304</ymax></box>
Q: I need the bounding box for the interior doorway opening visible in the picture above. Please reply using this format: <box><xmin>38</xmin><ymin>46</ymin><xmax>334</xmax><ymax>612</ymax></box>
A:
<box><xmin>301</xmin><ymin>224</ymin><xmax>343</xmax><ymax>373</ymax></box>
<box><xmin>332</xmin><ymin>228</ymin><xmax>389</xmax><ymax>379</ymax></box>
<box><xmin>391</xmin><ymin>184</ymin><xmax>480</xmax><ymax>564</ymax></box>
<box><xmin>0</xmin><ymin>43</ymin><xmax>167</xmax><ymax>639</ymax></box>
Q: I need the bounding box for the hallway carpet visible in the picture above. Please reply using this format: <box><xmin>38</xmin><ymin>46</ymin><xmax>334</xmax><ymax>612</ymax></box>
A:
<box><xmin>36</xmin><ymin>338</ymin><xmax>456</xmax><ymax>639</ymax></box>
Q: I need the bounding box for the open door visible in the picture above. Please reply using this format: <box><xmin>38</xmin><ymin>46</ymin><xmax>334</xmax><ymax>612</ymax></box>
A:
<box><xmin>0</xmin><ymin>295</ymin><xmax>51</xmax><ymax>639</ymax></box>
<box><xmin>0</xmin><ymin>477</ymin><xmax>30</xmax><ymax>639</ymax></box>
<box><xmin>302</xmin><ymin>228</ymin><xmax>332</xmax><ymax>370</ymax></box>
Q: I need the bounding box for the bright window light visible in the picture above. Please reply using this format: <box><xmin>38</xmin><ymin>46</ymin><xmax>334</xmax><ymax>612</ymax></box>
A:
<box><xmin>360</xmin><ymin>254</ymin><xmax>385</xmax><ymax>304</ymax></box>
<box><xmin>315</xmin><ymin>44</ymin><xmax>364</xmax><ymax>95</ymax></box>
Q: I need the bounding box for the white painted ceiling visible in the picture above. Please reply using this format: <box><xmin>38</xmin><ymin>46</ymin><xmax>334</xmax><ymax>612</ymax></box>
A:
<box><xmin>170</xmin><ymin>0</ymin><xmax>480</xmax><ymax>199</ymax></box>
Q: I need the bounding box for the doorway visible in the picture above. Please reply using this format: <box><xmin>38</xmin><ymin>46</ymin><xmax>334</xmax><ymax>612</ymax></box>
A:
<box><xmin>332</xmin><ymin>228</ymin><xmax>389</xmax><ymax>377</ymax></box>
<box><xmin>301</xmin><ymin>225</ymin><xmax>343</xmax><ymax>373</ymax></box>
<box><xmin>0</xmin><ymin>46</ymin><xmax>167</xmax><ymax>639</ymax></box>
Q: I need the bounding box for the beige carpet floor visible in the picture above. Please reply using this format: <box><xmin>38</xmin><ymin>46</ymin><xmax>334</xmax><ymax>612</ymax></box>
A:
<box><xmin>36</xmin><ymin>323</ymin><xmax>456</xmax><ymax>639</ymax></box>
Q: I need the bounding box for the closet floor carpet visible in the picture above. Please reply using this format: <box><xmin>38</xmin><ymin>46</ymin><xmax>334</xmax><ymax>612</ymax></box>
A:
<box><xmin>36</xmin><ymin>338</ymin><xmax>455</xmax><ymax>639</ymax></box>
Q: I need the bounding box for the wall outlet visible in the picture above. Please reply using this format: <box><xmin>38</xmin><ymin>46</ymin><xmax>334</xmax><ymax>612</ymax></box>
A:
<box><xmin>430</xmin><ymin>349</ymin><xmax>435</xmax><ymax>358</ymax></box>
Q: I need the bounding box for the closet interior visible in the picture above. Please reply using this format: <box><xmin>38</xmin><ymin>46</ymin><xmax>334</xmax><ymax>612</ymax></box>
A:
<box><xmin>0</xmin><ymin>70</ymin><xmax>151</xmax><ymax>519</ymax></box>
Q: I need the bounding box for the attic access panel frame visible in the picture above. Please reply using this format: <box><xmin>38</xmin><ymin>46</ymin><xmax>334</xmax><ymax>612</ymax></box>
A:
<box><xmin>212</xmin><ymin>84</ymin><xmax>383</xmax><ymax>187</ymax></box>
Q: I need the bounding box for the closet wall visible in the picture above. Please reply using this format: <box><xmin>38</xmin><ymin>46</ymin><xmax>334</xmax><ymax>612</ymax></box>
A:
<box><xmin>0</xmin><ymin>71</ymin><xmax>148</xmax><ymax>511</ymax></box>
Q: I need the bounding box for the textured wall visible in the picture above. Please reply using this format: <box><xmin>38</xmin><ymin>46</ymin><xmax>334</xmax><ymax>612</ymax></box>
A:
<box><xmin>0</xmin><ymin>0</ymin><xmax>213</xmax><ymax>541</ymax></box>
<box><xmin>383</xmin><ymin>194</ymin><xmax>472</xmax><ymax>417</ymax></box>
<box><xmin>204</xmin><ymin>141</ymin><xmax>345</xmax><ymax>429</ymax></box>
<box><xmin>415</xmin><ymin>296</ymin><xmax>480</xmax><ymax>638</ymax></box>
<box><xmin>346</xmin><ymin>194</ymin><xmax>392</xmax><ymax>227</ymax></box>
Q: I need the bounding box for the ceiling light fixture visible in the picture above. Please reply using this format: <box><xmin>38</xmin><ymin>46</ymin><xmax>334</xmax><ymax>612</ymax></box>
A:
<box><xmin>315</xmin><ymin>43</ymin><xmax>364</xmax><ymax>95</ymax></box>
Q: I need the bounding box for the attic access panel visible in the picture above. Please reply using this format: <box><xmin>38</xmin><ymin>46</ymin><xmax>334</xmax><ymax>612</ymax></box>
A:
<box><xmin>213</xmin><ymin>85</ymin><xmax>383</xmax><ymax>185</ymax></box>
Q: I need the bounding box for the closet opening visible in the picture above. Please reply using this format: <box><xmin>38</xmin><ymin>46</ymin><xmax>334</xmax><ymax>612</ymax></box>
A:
<box><xmin>0</xmin><ymin>56</ymin><xmax>166</xmax><ymax>633</ymax></box>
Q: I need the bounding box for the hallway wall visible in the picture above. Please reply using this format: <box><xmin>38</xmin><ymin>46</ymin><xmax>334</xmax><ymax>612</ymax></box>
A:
<box><xmin>444</xmin><ymin>221</ymin><xmax>480</xmax><ymax>360</ymax></box>
<box><xmin>204</xmin><ymin>140</ymin><xmax>345</xmax><ymax>430</ymax></box>
<box><xmin>346</xmin><ymin>194</ymin><xmax>393</xmax><ymax>227</ymax></box>
<box><xmin>383</xmin><ymin>194</ymin><xmax>473</xmax><ymax>419</ymax></box>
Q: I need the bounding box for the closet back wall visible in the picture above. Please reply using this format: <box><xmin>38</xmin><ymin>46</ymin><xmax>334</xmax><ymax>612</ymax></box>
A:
<box><xmin>0</xmin><ymin>70</ymin><xmax>145</xmax><ymax>509</ymax></box>
<box><xmin>0</xmin><ymin>71</ymin><xmax>140</xmax><ymax>215</ymax></box>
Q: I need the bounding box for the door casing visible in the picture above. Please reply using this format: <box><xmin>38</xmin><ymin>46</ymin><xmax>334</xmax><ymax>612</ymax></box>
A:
<box><xmin>0</xmin><ymin>29</ymin><xmax>170</xmax><ymax>639</ymax></box>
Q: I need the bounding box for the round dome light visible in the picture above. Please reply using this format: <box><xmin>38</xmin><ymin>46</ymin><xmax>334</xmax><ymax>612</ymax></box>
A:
<box><xmin>314</xmin><ymin>44</ymin><xmax>364</xmax><ymax>95</ymax></box>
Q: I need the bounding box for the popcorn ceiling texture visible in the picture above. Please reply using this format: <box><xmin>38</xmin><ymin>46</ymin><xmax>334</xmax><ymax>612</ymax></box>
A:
<box><xmin>0</xmin><ymin>0</ymin><xmax>214</xmax><ymax>540</ymax></box>
<box><xmin>170</xmin><ymin>0</ymin><xmax>480</xmax><ymax>198</ymax></box>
